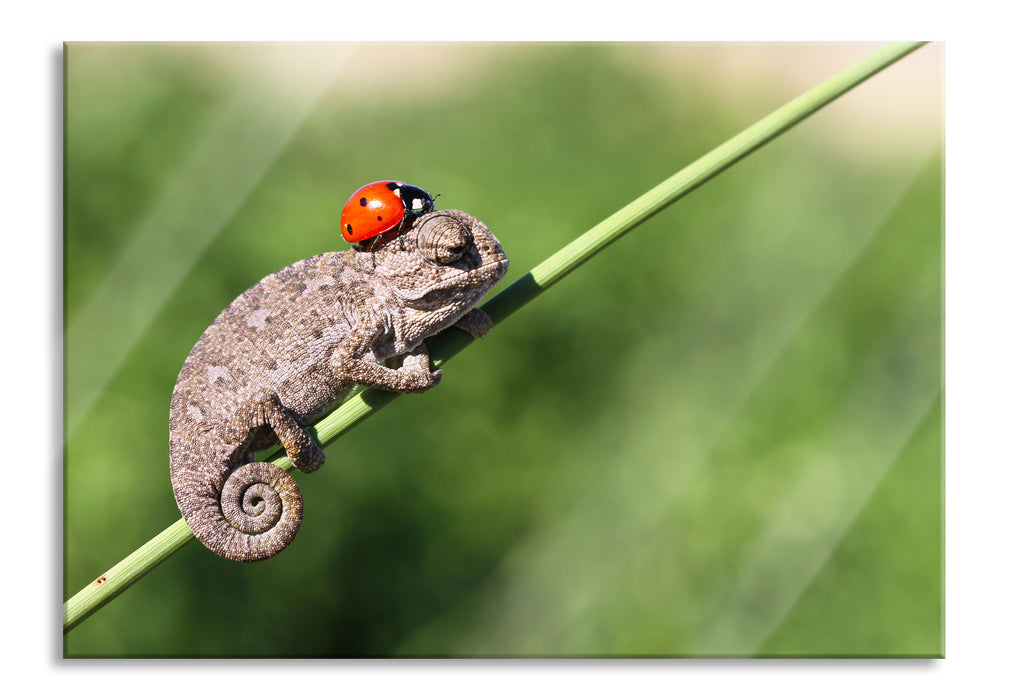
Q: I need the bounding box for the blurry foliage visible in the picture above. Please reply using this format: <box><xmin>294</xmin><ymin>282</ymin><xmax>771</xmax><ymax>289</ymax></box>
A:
<box><xmin>64</xmin><ymin>43</ymin><xmax>941</xmax><ymax>657</ymax></box>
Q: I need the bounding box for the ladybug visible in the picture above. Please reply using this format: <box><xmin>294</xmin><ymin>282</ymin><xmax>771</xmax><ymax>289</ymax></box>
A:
<box><xmin>340</xmin><ymin>180</ymin><xmax>436</xmax><ymax>245</ymax></box>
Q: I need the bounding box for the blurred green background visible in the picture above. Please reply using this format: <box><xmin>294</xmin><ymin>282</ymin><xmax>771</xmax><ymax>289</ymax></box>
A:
<box><xmin>63</xmin><ymin>42</ymin><xmax>942</xmax><ymax>657</ymax></box>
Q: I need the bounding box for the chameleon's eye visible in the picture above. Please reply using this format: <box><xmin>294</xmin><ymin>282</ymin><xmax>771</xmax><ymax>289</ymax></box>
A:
<box><xmin>416</xmin><ymin>212</ymin><xmax>470</xmax><ymax>265</ymax></box>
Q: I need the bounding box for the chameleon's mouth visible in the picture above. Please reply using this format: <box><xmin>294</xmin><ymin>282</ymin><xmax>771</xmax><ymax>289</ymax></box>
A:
<box><xmin>399</xmin><ymin>255</ymin><xmax>508</xmax><ymax>306</ymax></box>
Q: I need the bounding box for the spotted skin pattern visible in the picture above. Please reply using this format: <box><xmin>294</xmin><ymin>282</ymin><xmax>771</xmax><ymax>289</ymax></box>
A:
<box><xmin>169</xmin><ymin>210</ymin><xmax>508</xmax><ymax>561</ymax></box>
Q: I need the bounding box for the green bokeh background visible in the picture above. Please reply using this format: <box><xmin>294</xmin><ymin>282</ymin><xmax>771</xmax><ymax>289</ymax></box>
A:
<box><xmin>63</xmin><ymin>42</ymin><xmax>942</xmax><ymax>657</ymax></box>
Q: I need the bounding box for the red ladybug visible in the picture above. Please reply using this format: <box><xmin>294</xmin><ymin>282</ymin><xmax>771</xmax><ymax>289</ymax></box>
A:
<box><xmin>340</xmin><ymin>181</ymin><xmax>436</xmax><ymax>245</ymax></box>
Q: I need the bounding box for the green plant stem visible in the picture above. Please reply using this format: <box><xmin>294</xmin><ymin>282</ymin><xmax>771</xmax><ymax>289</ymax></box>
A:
<box><xmin>63</xmin><ymin>41</ymin><xmax>926</xmax><ymax>634</ymax></box>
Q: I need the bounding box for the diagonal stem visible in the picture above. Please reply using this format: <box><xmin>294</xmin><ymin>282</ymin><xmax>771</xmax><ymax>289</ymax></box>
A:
<box><xmin>63</xmin><ymin>41</ymin><xmax>927</xmax><ymax>634</ymax></box>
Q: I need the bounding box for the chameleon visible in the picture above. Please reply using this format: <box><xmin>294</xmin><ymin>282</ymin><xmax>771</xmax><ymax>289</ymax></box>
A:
<box><xmin>169</xmin><ymin>209</ymin><xmax>509</xmax><ymax>562</ymax></box>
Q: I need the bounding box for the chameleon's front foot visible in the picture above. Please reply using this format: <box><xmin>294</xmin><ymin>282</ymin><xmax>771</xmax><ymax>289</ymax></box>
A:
<box><xmin>331</xmin><ymin>341</ymin><xmax>441</xmax><ymax>394</ymax></box>
<box><xmin>454</xmin><ymin>307</ymin><xmax>494</xmax><ymax>339</ymax></box>
<box><xmin>399</xmin><ymin>346</ymin><xmax>442</xmax><ymax>391</ymax></box>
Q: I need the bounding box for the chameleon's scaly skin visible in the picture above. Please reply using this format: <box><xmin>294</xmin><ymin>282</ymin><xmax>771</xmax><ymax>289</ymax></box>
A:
<box><xmin>169</xmin><ymin>210</ymin><xmax>508</xmax><ymax>562</ymax></box>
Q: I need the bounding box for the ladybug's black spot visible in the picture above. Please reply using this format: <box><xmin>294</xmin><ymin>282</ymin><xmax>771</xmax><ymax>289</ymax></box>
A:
<box><xmin>385</xmin><ymin>182</ymin><xmax>399</xmax><ymax>191</ymax></box>
<box><xmin>359</xmin><ymin>197</ymin><xmax>367</xmax><ymax>207</ymax></box>
<box><xmin>345</xmin><ymin>224</ymin><xmax>353</xmax><ymax>235</ymax></box>
<box><xmin>377</xmin><ymin>216</ymin><xmax>383</xmax><ymax>221</ymax></box>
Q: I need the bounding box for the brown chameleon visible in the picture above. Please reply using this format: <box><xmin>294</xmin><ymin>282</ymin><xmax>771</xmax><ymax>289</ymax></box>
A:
<box><xmin>169</xmin><ymin>209</ymin><xmax>509</xmax><ymax>562</ymax></box>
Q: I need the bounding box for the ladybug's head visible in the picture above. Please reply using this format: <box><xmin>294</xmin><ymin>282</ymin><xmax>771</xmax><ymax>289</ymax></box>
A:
<box><xmin>398</xmin><ymin>184</ymin><xmax>436</xmax><ymax>220</ymax></box>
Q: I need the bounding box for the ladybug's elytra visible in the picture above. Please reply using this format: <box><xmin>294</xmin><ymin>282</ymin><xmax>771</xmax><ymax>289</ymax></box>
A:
<box><xmin>340</xmin><ymin>181</ymin><xmax>436</xmax><ymax>244</ymax></box>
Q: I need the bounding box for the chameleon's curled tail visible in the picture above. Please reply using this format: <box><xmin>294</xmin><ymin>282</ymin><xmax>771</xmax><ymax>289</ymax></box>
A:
<box><xmin>179</xmin><ymin>462</ymin><xmax>303</xmax><ymax>562</ymax></box>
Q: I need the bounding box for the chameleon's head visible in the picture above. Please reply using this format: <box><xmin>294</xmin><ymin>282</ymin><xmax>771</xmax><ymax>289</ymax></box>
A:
<box><xmin>373</xmin><ymin>209</ymin><xmax>509</xmax><ymax>310</ymax></box>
